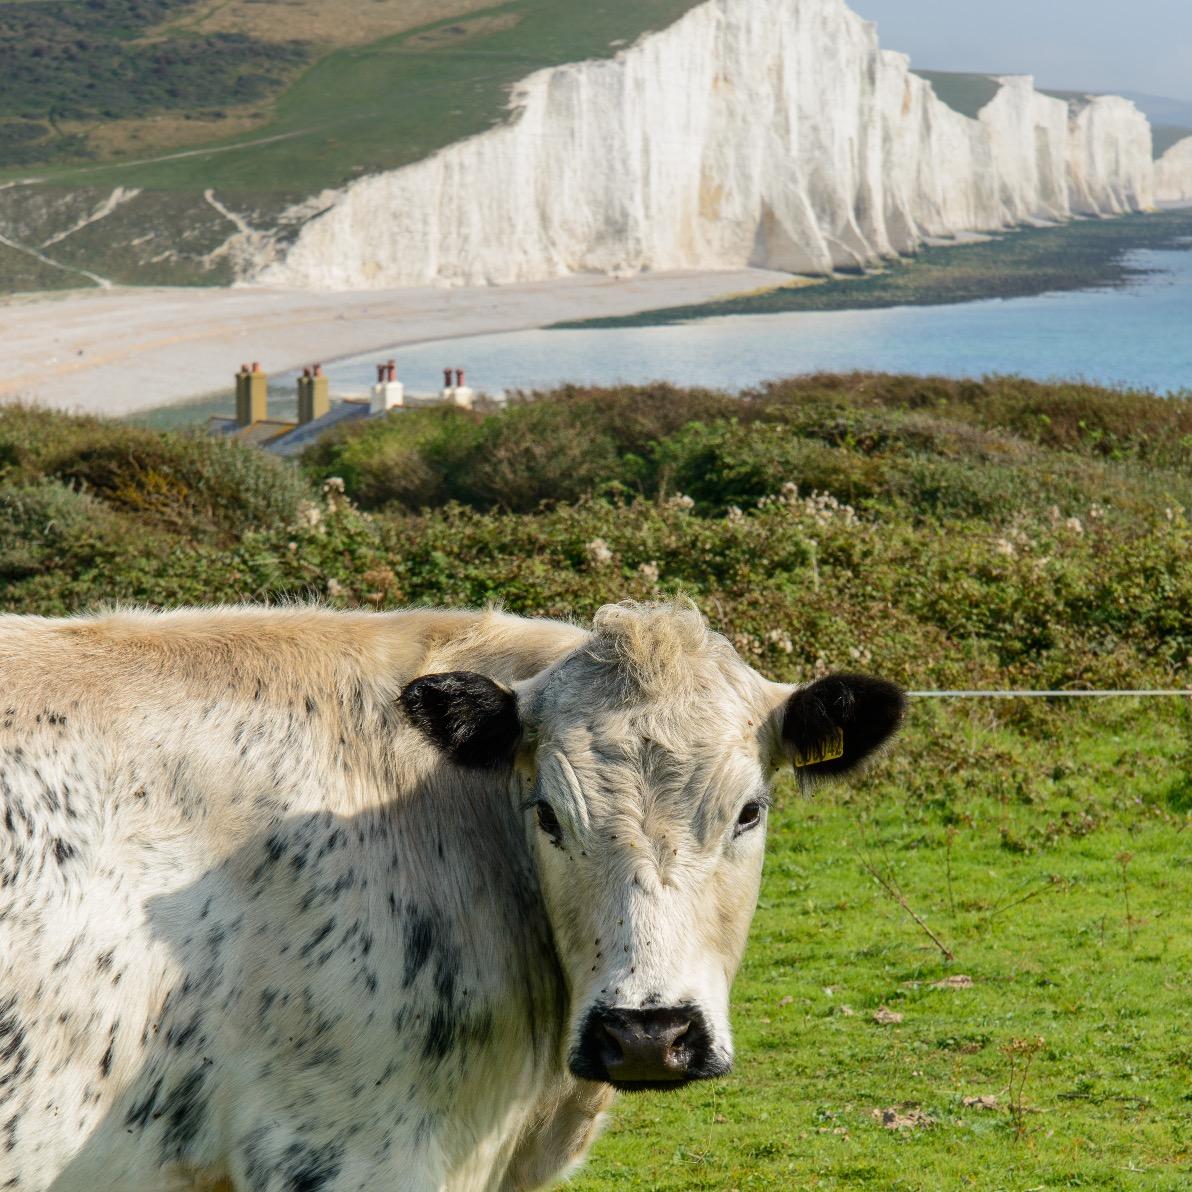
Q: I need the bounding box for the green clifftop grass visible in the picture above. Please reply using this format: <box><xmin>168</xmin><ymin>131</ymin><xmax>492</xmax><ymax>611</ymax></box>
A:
<box><xmin>0</xmin><ymin>0</ymin><xmax>703</xmax><ymax>186</ymax></box>
<box><xmin>1</xmin><ymin>373</ymin><xmax>1189</xmax><ymax>1187</ymax></box>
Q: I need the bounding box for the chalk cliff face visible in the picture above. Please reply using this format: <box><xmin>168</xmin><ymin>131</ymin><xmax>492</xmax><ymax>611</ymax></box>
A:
<box><xmin>1155</xmin><ymin>137</ymin><xmax>1192</xmax><ymax>203</ymax></box>
<box><xmin>254</xmin><ymin>0</ymin><xmax>1156</xmax><ymax>291</ymax></box>
<box><xmin>1066</xmin><ymin>96</ymin><xmax>1154</xmax><ymax>215</ymax></box>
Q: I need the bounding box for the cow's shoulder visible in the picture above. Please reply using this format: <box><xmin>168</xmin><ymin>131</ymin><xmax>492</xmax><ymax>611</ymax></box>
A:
<box><xmin>411</xmin><ymin>608</ymin><xmax>589</xmax><ymax>685</ymax></box>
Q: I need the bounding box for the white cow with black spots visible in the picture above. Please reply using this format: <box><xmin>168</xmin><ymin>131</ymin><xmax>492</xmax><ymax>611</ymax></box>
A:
<box><xmin>0</xmin><ymin>600</ymin><xmax>902</xmax><ymax>1190</ymax></box>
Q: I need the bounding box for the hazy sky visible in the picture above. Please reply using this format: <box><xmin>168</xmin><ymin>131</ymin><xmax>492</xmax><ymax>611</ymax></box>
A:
<box><xmin>848</xmin><ymin>0</ymin><xmax>1192</xmax><ymax>103</ymax></box>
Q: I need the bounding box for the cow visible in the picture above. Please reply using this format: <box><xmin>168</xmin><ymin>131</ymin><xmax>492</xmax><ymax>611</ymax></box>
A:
<box><xmin>0</xmin><ymin>600</ymin><xmax>903</xmax><ymax>1191</ymax></box>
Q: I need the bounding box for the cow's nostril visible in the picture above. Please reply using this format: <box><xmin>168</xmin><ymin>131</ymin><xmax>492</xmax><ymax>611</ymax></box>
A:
<box><xmin>595</xmin><ymin>1021</ymin><xmax>626</xmax><ymax>1069</ymax></box>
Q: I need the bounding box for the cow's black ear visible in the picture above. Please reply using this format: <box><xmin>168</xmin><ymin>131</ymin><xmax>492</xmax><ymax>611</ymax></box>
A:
<box><xmin>400</xmin><ymin>671</ymin><xmax>521</xmax><ymax>769</ymax></box>
<box><xmin>781</xmin><ymin>673</ymin><xmax>905</xmax><ymax>777</ymax></box>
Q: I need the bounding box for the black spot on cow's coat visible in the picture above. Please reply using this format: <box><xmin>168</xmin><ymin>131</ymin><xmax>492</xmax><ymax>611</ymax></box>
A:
<box><xmin>0</xmin><ymin>997</ymin><xmax>29</xmax><ymax>1084</ymax></box>
<box><xmin>99</xmin><ymin>1035</ymin><xmax>115</xmax><ymax>1078</ymax></box>
<box><xmin>300</xmin><ymin>919</ymin><xmax>335</xmax><ymax>960</ymax></box>
<box><xmin>51</xmin><ymin>838</ymin><xmax>75</xmax><ymax>865</ymax></box>
<box><xmin>244</xmin><ymin>1137</ymin><xmax>344</xmax><ymax>1192</ymax></box>
<box><xmin>402</xmin><ymin>910</ymin><xmax>435</xmax><ymax>988</ymax></box>
<box><xmin>157</xmin><ymin>1069</ymin><xmax>210</xmax><ymax>1158</ymax></box>
<box><xmin>124</xmin><ymin>1076</ymin><xmax>164</xmax><ymax>1130</ymax></box>
<box><xmin>166</xmin><ymin>1014</ymin><xmax>201</xmax><ymax>1051</ymax></box>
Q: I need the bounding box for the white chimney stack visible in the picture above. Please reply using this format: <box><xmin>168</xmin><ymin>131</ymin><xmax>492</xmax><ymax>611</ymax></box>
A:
<box><xmin>371</xmin><ymin>359</ymin><xmax>404</xmax><ymax>413</ymax></box>
<box><xmin>446</xmin><ymin>366</ymin><xmax>475</xmax><ymax>409</ymax></box>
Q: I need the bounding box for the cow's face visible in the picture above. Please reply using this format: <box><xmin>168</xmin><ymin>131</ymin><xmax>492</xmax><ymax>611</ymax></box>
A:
<box><xmin>401</xmin><ymin>603</ymin><xmax>903</xmax><ymax>1091</ymax></box>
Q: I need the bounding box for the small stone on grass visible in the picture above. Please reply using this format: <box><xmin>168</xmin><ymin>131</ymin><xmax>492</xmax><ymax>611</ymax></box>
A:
<box><xmin>962</xmin><ymin>1095</ymin><xmax>999</xmax><ymax>1110</ymax></box>
<box><xmin>932</xmin><ymin>974</ymin><xmax>974</xmax><ymax>989</ymax></box>
<box><xmin>872</xmin><ymin>1106</ymin><xmax>934</xmax><ymax>1130</ymax></box>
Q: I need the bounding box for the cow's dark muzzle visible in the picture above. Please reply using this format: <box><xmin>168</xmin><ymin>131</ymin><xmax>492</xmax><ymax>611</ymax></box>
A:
<box><xmin>570</xmin><ymin>1004</ymin><xmax>728</xmax><ymax>1090</ymax></box>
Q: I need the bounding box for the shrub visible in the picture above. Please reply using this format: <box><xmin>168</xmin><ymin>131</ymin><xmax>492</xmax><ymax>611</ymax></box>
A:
<box><xmin>1</xmin><ymin>379</ymin><xmax>1188</xmax><ymax>695</ymax></box>
<box><xmin>297</xmin><ymin>405</ymin><xmax>482</xmax><ymax>511</ymax></box>
<box><xmin>0</xmin><ymin>479</ymin><xmax>127</xmax><ymax>581</ymax></box>
<box><xmin>303</xmin><ymin>377</ymin><xmax>1192</xmax><ymax>519</ymax></box>
<box><xmin>43</xmin><ymin>425</ymin><xmax>310</xmax><ymax>538</ymax></box>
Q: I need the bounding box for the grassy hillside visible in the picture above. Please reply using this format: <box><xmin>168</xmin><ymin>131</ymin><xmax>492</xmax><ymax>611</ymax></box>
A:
<box><xmin>1</xmin><ymin>373</ymin><xmax>1188</xmax><ymax>1187</ymax></box>
<box><xmin>0</xmin><ymin>0</ymin><xmax>308</xmax><ymax>164</ymax></box>
<box><xmin>0</xmin><ymin>0</ymin><xmax>705</xmax><ymax>290</ymax></box>
<box><xmin>0</xmin><ymin>0</ymin><xmax>505</xmax><ymax>170</ymax></box>
<box><xmin>4</xmin><ymin>0</ymin><xmax>705</xmax><ymax>191</ymax></box>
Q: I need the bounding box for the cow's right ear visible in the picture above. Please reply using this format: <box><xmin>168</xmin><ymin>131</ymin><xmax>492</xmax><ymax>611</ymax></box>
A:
<box><xmin>399</xmin><ymin>671</ymin><xmax>522</xmax><ymax>769</ymax></box>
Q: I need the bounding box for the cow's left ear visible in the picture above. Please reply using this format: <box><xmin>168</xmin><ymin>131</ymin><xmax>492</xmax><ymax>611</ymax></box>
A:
<box><xmin>778</xmin><ymin>673</ymin><xmax>905</xmax><ymax>777</ymax></box>
<box><xmin>400</xmin><ymin>671</ymin><xmax>522</xmax><ymax>768</ymax></box>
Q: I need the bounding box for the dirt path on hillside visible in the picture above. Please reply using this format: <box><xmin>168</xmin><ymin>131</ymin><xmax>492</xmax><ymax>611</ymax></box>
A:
<box><xmin>0</xmin><ymin>231</ymin><xmax>112</xmax><ymax>289</ymax></box>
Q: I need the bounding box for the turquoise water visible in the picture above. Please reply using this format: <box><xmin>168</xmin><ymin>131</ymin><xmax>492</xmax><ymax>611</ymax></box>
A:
<box><xmin>304</xmin><ymin>247</ymin><xmax>1192</xmax><ymax>398</ymax></box>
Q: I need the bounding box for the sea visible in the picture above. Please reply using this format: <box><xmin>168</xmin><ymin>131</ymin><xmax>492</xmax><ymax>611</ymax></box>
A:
<box><xmin>283</xmin><ymin>245</ymin><xmax>1192</xmax><ymax>401</ymax></box>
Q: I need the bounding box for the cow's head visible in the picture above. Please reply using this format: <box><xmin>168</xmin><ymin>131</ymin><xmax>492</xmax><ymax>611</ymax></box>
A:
<box><xmin>401</xmin><ymin>602</ymin><xmax>903</xmax><ymax>1091</ymax></box>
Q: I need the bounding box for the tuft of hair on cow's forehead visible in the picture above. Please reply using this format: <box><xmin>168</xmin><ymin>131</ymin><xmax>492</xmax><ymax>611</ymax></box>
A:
<box><xmin>585</xmin><ymin>598</ymin><xmax>723</xmax><ymax>700</ymax></box>
<box><xmin>532</xmin><ymin>600</ymin><xmax>768</xmax><ymax>754</ymax></box>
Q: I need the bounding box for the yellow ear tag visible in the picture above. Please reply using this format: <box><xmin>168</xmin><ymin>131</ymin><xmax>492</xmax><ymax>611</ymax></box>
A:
<box><xmin>793</xmin><ymin>727</ymin><xmax>845</xmax><ymax>768</ymax></box>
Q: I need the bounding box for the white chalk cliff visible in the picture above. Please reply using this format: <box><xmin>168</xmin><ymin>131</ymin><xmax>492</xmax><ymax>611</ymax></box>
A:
<box><xmin>253</xmin><ymin>0</ymin><xmax>1158</xmax><ymax>291</ymax></box>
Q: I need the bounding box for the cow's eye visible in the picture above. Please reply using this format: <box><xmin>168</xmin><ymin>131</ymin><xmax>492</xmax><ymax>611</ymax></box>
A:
<box><xmin>535</xmin><ymin>801</ymin><xmax>563</xmax><ymax>845</ymax></box>
<box><xmin>735</xmin><ymin>801</ymin><xmax>763</xmax><ymax>836</ymax></box>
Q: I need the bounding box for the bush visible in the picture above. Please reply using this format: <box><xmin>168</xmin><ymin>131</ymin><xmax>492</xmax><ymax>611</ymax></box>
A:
<box><xmin>1</xmin><ymin>378</ymin><xmax>1188</xmax><ymax>694</ymax></box>
<box><xmin>304</xmin><ymin>377</ymin><xmax>1192</xmax><ymax>519</ymax></box>
<box><xmin>0</xmin><ymin>480</ymin><xmax>113</xmax><ymax>579</ymax></box>
<box><xmin>652</xmin><ymin>420</ymin><xmax>880</xmax><ymax>510</ymax></box>
<box><xmin>0</xmin><ymin>408</ymin><xmax>311</xmax><ymax>539</ymax></box>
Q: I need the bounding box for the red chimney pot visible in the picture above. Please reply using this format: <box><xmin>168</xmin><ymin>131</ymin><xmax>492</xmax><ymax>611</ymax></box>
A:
<box><xmin>455</xmin><ymin>369</ymin><xmax>465</xmax><ymax>388</ymax></box>
<box><xmin>443</xmin><ymin>368</ymin><xmax>453</xmax><ymax>388</ymax></box>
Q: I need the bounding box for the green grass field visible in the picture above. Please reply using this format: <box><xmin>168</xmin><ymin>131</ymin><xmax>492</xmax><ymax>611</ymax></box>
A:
<box><xmin>1</xmin><ymin>373</ymin><xmax>1189</xmax><ymax>1186</ymax></box>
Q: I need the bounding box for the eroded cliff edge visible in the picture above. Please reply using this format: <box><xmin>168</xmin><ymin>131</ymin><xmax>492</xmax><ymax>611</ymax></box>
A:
<box><xmin>254</xmin><ymin>0</ymin><xmax>1160</xmax><ymax>291</ymax></box>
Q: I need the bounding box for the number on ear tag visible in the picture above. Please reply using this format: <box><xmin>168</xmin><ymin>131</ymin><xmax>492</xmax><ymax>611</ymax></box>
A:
<box><xmin>793</xmin><ymin>726</ymin><xmax>845</xmax><ymax>768</ymax></box>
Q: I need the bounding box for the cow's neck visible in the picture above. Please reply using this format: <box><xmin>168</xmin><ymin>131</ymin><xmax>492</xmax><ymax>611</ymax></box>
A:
<box><xmin>376</xmin><ymin>763</ymin><xmax>569</xmax><ymax>1122</ymax></box>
